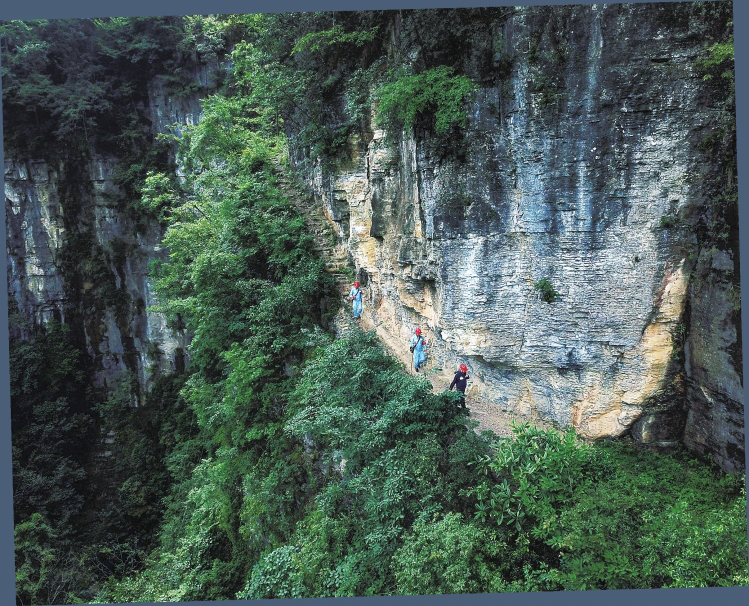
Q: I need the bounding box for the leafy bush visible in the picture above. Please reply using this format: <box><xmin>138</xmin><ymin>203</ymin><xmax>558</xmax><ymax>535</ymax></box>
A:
<box><xmin>240</xmin><ymin>545</ymin><xmax>305</xmax><ymax>599</ymax></box>
<box><xmin>392</xmin><ymin>512</ymin><xmax>508</xmax><ymax>595</ymax></box>
<box><xmin>533</xmin><ymin>277</ymin><xmax>560</xmax><ymax>303</ymax></box>
<box><xmin>230</xmin><ymin>12</ymin><xmax>389</xmax><ymax>165</ymax></box>
<box><xmin>292</xmin><ymin>24</ymin><xmax>379</xmax><ymax>55</ymax></box>
<box><xmin>468</xmin><ymin>424</ymin><xmax>605</xmax><ymax>531</ymax></box>
<box><xmin>375</xmin><ymin>65</ymin><xmax>477</xmax><ymax>134</ymax></box>
<box><xmin>468</xmin><ymin>427</ymin><xmax>748</xmax><ymax>591</ymax></box>
<box><xmin>278</xmin><ymin>330</ymin><xmax>492</xmax><ymax>596</ymax></box>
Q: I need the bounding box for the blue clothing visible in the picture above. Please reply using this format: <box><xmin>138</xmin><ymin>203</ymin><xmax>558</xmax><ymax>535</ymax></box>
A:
<box><xmin>410</xmin><ymin>334</ymin><xmax>427</xmax><ymax>370</ymax></box>
<box><xmin>350</xmin><ymin>286</ymin><xmax>363</xmax><ymax>318</ymax></box>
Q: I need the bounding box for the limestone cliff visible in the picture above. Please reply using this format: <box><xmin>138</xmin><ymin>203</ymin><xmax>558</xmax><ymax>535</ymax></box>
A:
<box><xmin>3</xmin><ymin>6</ymin><xmax>742</xmax><ymax>472</ymax></box>
<box><xmin>4</xmin><ymin>72</ymin><xmax>207</xmax><ymax>402</ymax></box>
<box><xmin>293</xmin><ymin>5</ymin><xmax>744</xmax><ymax>471</ymax></box>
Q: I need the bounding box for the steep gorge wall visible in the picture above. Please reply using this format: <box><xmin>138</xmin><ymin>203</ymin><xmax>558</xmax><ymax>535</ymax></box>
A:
<box><xmin>4</xmin><ymin>72</ymin><xmax>207</xmax><ymax>401</ymax></box>
<box><xmin>296</xmin><ymin>5</ymin><xmax>744</xmax><ymax>470</ymax></box>
<box><xmin>3</xmin><ymin>6</ymin><xmax>742</xmax><ymax>472</ymax></box>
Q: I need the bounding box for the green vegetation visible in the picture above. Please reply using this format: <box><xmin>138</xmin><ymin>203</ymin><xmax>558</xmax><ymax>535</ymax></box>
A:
<box><xmin>727</xmin><ymin>284</ymin><xmax>741</xmax><ymax>312</ymax></box>
<box><xmin>292</xmin><ymin>23</ymin><xmax>379</xmax><ymax>55</ymax></box>
<box><xmin>534</xmin><ymin>277</ymin><xmax>561</xmax><ymax>303</ymax></box>
<box><xmin>6</xmin><ymin>9</ymin><xmax>747</xmax><ymax>604</ymax></box>
<box><xmin>2</xmin><ymin>18</ymin><xmax>181</xmax><ymax>159</ymax></box>
<box><xmin>225</xmin><ymin>9</ymin><xmax>502</xmax><ymax>165</ymax></box>
<box><xmin>97</xmin><ymin>25</ymin><xmax>746</xmax><ymax>594</ymax></box>
<box><xmin>375</xmin><ymin>66</ymin><xmax>478</xmax><ymax>134</ymax></box>
<box><xmin>659</xmin><ymin>215</ymin><xmax>680</xmax><ymax>229</ymax></box>
<box><xmin>10</xmin><ymin>320</ymin><xmax>92</xmax><ymax>532</ymax></box>
<box><xmin>94</xmin><ymin>325</ymin><xmax>747</xmax><ymax>600</ymax></box>
<box><xmin>228</xmin><ymin>11</ymin><xmax>391</xmax><ymax>166</ymax></box>
<box><xmin>9</xmin><ymin>311</ymin><xmax>194</xmax><ymax>605</ymax></box>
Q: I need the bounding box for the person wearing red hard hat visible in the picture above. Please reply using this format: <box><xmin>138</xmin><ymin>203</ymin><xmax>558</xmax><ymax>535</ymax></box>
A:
<box><xmin>409</xmin><ymin>327</ymin><xmax>427</xmax><ymax>373</ymax></box>
<box><xmin>349</xmin><ymin>281</ymin><xmax>363</xmax><ymax>320</ymax></box>
<box><xmin>449</xmin><ymin>363</ymin><xmax>470</xmax><ymax>412</ymax></box>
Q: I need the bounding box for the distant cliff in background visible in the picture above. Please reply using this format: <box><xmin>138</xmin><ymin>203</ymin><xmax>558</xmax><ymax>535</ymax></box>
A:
<box><xmin>5</xmin><ymin>75</ymin><xmax>203</xmax><ymax>400</ymax></box>
<box><xmin>3</xmin><ymin>17</ymin><xmax>225</xmax><ymax>404</ymax></box>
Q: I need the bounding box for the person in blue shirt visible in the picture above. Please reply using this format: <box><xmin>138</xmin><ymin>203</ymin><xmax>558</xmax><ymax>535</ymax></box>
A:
<box><xmin>410</xmin><ymin>327</ymin><xmax>427</xmax><ymax>372</ymax></box>
<box><xmin>349</xmin><ymin>281</ymin><xmax>363</xmax><ymax>319</ymax></box>
<box><xmin>449</xmin><ymin>364</ymin><xmax>470</xmax><ymax>412</ymax></box>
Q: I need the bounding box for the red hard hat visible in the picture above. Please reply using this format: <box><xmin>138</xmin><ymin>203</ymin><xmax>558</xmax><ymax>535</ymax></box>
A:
<box><xmin>460</xmin><ymin>364</ymin><xmax>468</xmax><ymax>372</ymax></box>
<box><xmin>415</xmin><ymin>328</ymin><xmax>421</xmax><ymax>335</ymax></box>
<box><xmin>354</xmin><ymin>281</ymin><xmax>360</xmax><ymax>288</ymax></box>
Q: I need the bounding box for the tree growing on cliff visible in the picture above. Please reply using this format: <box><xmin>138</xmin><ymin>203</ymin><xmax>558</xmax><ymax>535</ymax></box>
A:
<box><xmin>374</xmin><ymin>65</ymin><xmax>478</xmax><ymax>135</ymax></box>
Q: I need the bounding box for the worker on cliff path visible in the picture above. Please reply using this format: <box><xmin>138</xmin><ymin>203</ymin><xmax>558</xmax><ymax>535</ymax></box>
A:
<box><xmin>449</xmin><ymin>364</ymin><xmax>470</xmax><ymax>412</ymax></box>
<box><xmin>349</xmin><ymin>281</ymin><xmax>363</xmax><ymax>320</ymax></box>
<box><xmin>410</xmin><ymin>328</ymin><xmax>427</xmax><ymax>373</ymax></box>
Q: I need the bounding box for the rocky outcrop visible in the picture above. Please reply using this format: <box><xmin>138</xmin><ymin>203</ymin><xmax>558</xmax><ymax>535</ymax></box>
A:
<box><xmin>297</xmin><ymin>5</ymin><xmax>744</xmax><ymax>470</ymax></box>
<box><xmin>4</xmin><ymin>71</ymin><xmax>207</xmax><ymax>402</ymax></box>
<box><xmin>683</xmin><ymin>248</ymin><xmax>744</xmax><ymax>473</ymax></box>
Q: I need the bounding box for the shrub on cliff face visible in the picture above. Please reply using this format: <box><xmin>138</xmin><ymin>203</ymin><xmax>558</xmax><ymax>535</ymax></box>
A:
<box><xmin>375</xmin><ymin>65</ymin><xmax>477</xmax><ymax>134</ymax></box>
<box><xmin>534</xmin><ymin>277</ymin><xmax>560</xmax><ymax>303</ymax></box>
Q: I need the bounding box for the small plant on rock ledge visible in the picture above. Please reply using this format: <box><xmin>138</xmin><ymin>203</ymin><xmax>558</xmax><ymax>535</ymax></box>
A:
<box><xmin>534</xmin><ymin>277</ymin><xmax>560</xmax><ymax>303</ymax></box>
<box><xmin>659</xmin><ymin>215</ymin><xmax>680</xmax><ymax>229</ymax></box>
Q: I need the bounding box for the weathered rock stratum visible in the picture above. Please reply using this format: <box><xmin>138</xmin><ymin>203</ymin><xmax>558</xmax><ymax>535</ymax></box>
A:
<box><xmin>295</xmin><ymin>4</ymin><xmax>744</xmax><ymax>471</ymax></box>
<box><xmin>5</xmin><ymin>72</ymin><xmax>207</xmax><ymax>401</ymax></box>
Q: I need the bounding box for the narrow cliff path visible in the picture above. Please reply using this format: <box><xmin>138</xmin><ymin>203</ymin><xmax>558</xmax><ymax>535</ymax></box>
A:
<box><xmin>274</xmin><ymin>159</ymin><xmax>352</xmax><ymax>292</ymax></box>
<box><xmin>330</xmin><ymin>307</ymin><xmax>554</xmax><ymax>439</ymax></box>
<box><xmin>275</xmin><ymin>160</ymin><xmax>552</xmax><ymax>440</ymax></box>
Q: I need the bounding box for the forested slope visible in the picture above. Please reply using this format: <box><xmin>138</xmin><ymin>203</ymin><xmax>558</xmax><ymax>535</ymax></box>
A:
<box><xmin>3</xmin><ymin>10</ymin><xmax>747</xmax><ymax>605</ymax></box>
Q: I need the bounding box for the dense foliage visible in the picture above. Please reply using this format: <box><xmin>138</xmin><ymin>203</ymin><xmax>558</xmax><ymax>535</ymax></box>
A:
<box><xmin>10</xmin><ymin>308</ymin><xmax>193</xmax><ymax>605</ymax></box>
<box><xmin>6</xmin><ymin>8</ymin><xmax>747</xmax><ymax>604</ymax></box>
<box><xmin>96</xmin><ymin>318</ymin><xmax>748</xmax><ymax>599</ymax></box>
<box><xmin>1</xmin><ymin>17</ymin><xmax>224</xmax><ymax>161</ymax></box>
<box><xmin>375</xmin><ymin>65</ymin><xmax>478</xmax><ymax>134</ymax></box>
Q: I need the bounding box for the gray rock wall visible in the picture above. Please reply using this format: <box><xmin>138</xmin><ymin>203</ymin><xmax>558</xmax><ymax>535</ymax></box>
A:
<box><xmin>299</xmin><ymin>4</ymin><xmax>744</xmax><ymax>470</ymax></box>
<box><xmin>684</xmin><ymin>247</ymin><xmax>744</xmax><ymax>472</ymax></box>
<box><xmin>4</xmin><ymin>73</ymin><xmax>203</xmax><ymax>402</ymax></box>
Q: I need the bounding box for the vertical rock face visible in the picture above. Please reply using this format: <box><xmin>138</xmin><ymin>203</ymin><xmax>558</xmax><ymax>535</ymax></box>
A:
<box><xmin>4</xmin><ymin>73</ymin><xmax>204</xmax><ymax>401</ymax></box>
<box><xmin>684</xmin><ymin>247</ymin><xmax>744</xmax><ymax>473</ymax></box>
<box><xmin>298</xmin><ymin>5</ymin><xmax>743</xmax><ymax>470</ymax></box>
<box><xmin>6</xmin><ymin>161</ymin><xmax>67</xmax><ymax>328</ymax></box>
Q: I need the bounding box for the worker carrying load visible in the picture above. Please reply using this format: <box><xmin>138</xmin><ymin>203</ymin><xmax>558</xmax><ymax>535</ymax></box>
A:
<box><xmin>349</xmin><ymin>281</ymin><xmax>363</xmax><ymax>320</ymax></box>
<box><xmin>449</xmin><ymin>363</ymin><xmax>470</xmax><ymax>412</ymax></box>
<box><xmin>410</xmin><ymin>327</ymin><xmax>427</xmax><ymax>373</ymax></box>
